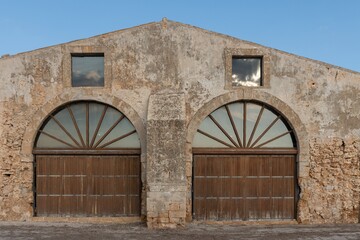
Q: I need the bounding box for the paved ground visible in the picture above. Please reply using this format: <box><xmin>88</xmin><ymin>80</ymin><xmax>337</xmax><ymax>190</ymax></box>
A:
<box><xmin>1</xmin><ymin>221</ymin><xmax>360</xmax><ymax>239</ymax></box>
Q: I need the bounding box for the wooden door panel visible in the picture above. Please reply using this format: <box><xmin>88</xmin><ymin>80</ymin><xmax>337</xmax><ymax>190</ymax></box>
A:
<box><xmin>193</xmin><ymin>155</ymin><xmax>296</xmax><ymax>220</ymax></box>
<box><xmin>36</xmin><ymin>155</ymin><xmax>140</xmax><ymax>217</ymax></box>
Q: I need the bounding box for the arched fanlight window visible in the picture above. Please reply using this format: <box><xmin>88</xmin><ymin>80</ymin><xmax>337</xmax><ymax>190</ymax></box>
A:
<box><xmin>34</xmin><ymin>101</ymin><xmax>140</xmax><ymax>150</ymax></box>
<box><xmin>193</xmin><ymin>101</ymin><xmax>296</xmax><ymax>149</ymax></box>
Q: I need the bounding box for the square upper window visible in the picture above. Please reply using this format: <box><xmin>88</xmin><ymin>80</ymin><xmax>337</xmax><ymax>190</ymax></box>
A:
<box><xmin>225</xmin><ymin>49</ymin><xmax>269</xmax><ymax>89</ymax></box>
<box><xmin>71</xmin><ymin>54</ymin><xmax>104</xmax><ymax>87</ymax></box>
<box><xmin>232</xmin><ymin>57</ymin><xmax>262</xmax><ymax>87</ymax></box>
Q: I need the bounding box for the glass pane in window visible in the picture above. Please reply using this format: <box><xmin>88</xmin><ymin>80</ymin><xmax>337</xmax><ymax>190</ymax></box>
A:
<box><xmin>36</xmin><ymin>133</ymin><xmax>72</xmax><ymax>148</ymax></box>
<box><xmin>232</xmin><ymin>58</ymin><xmax>261</xmax><ymax>87</ymax></box>
<box><xmin>211</xmin><ymin>106</ymin><xmax>238</xmax><ymax>145</ymax></box>
<box><xmin>259</xmin><ymin>134</ymin><xmax>293</xmax><ymax>148</ymax></box>
<box><xmin>250</xmin><ymin>108</ymin><xmax>278</xmax><ymax>146</ymax></box>
<box><xmin>197</xmin><ymin>116</ymin><xmax>236</xmax><ymax>147</ymax></box>
<box><xmin>89</xmin><ymin>103</ymin><xmax>106</xmax><ymax>144</ymax></box>
<box><xmin>228</xmin><ymin>102</ymin><xmax>244</xmax><ymax>144</ymax></box>
<box><xmin>105</xmin><ymin>132</ymin><xmax>140</xmax><ymax>148</ymax></box>
<box><xmin>70</xmin><ymin>103</ymin><xmax>86</xmax><ymax>143</ymax></box>
<box><xmin>255</xmin><ymin>120</ymin><xmax>293</xmax><ymax>148</ymax></box>
<box><xmin>94</xmin><ymin>107</ymin><xmax>123</xmax><ymax>145</ymax></box>
<box><xmin>41</xmin><ymin>118</ymin><xmax>75</xmax><ymax>147</ymax></box>
<box><xmin>72</xmin><ymin>55</ymin><xmax>104</xmax><ymax>87</ymax></box>
<box><xmin>245</xmin><ymin>103</ymin><xmax>262</xmax><ymax>145</ymax></box>
<box><xmin>54</xmin><ymin>107</ymin><xmax>81</xmax><ymax>145</ymax></box>
<box><xmin>99</xmin><ymin>118</ymin><xmax>138</xmax><ymax>148</ymax></box>
<box><xmin>192</xmin><ymin>132</ymin><xmax>231</xmax><ymax>148</ymax></box>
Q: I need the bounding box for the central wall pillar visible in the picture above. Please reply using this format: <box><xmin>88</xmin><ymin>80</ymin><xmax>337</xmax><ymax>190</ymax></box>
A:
<box><xmin>146</xmin><ymin>93</ymin><xmax>187</xmax><ymax>228</ymax></box>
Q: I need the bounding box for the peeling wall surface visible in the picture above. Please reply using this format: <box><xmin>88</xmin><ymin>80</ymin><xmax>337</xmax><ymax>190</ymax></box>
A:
<box><xmin>0</xmin><ymin>19</ymin><xmax>359</xmax><ymax>228</ymax></box>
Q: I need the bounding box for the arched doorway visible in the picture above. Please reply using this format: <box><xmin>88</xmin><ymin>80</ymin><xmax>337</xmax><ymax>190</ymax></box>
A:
<box><xmin>192</xmin><ymin>100</ymin><xmax>298</xmax><ymax>220</ymax></box>
<box><xmin>33</xmin><ymin>101</ymin><xmax>141</xmax><ymax>217</ymax></box>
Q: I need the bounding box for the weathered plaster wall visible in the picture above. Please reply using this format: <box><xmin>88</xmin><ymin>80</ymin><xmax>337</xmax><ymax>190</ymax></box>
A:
<box><xmin>0</xmin><ymin>19</ymin><xmax>360</xmax><ymax>226</ymax></box>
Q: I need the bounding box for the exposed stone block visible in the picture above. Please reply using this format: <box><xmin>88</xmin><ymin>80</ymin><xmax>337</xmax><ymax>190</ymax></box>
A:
<box><xmin>299</xmin><ymin>138</ymin><xmax>360</xmax><ymax>224</ymax></box>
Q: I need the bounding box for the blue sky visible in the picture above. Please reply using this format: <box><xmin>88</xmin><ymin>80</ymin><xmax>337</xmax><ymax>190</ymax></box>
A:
<box><xmin>1</xmin><ymin>0</ymin><xmax>360</xmax><ymax>72</ymax></box>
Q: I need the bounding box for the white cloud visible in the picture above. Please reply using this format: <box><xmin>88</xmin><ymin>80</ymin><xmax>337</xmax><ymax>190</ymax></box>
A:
<box><xmin>85</xmin><ymin>70</ymin><xmax>102</xmax><ymax>82</ymax></box>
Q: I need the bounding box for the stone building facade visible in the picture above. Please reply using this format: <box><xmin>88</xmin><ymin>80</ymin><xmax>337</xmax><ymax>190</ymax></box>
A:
<box><xmin>0</xmin><ymin>19</ymin><xmax>359</xmax><ymax>228</ymax></box>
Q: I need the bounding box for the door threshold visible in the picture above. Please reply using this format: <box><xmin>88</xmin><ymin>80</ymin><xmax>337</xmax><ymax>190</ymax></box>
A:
<box><xmin>192</xmin><ymin>219</ymin><xmax>298</xmax><ymax>225</ymax></box>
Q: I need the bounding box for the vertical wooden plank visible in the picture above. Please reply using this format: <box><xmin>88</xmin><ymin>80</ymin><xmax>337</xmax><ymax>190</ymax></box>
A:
<box><xmin>100</xmin><ymin>155</ymin><xmax>104</xmax><ymax>215</ymax></box>
<box><xmin>243</xmin><ymin>155</ymin><xmax>250</xmax><ymax>220</ymax></box>
<box><xmin>47</xmin><ymin>196</ymin><xmax>59</xmax><ymax>216</ymax></box>
<box><xmin>124</xmin><ymin>156</ymin><xmax>130</xmax><ymax>215</ymax></box>
<box><xmin>193</xmin><ymin>155</ymin><xmax>200</xmax><ymax>219</ymax></box>
<box><xmin>194</xmin><ymin>198</ymin><xmax>203</xmax><ymax>220</ymax></box>
<box><xmin>193</xmin><ymin>155</ymin><xmax>202</xmax><ymax>219</ymax></box>
<box><xmin>83</xmin><ymin>156</ymin><xmax>89</xmax><ymax>215</ymax></box>
<box><xmin>128</xmin><ymin>156</ymin><xmax>135</xmax><ymax>215</ymax></box>
<box><xmin>44</xmin><ymin>156</ymin><xmax>50</xmax><ymax>215</ymax></box>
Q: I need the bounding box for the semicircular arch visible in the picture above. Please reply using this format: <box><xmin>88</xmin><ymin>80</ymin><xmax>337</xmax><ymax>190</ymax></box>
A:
<box><xmin>192</xmin><ymin>100</ymin><xmax>297</xmax><ymax>151</ymax></box>
<box><xmin>21</xmin><ymin>92</ymin><xmax>145</xmax><ymax>157</ymax></box>
<box><xmin>34</xmin><ymin>100</ymin><xmax>140</xmax><ymax>152</ymax></box>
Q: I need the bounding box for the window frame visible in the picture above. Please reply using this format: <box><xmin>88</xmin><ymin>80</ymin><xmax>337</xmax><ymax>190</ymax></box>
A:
<box><xmin>71</xmin><ymin>53</ymin><xmax>105</xmax><ymax>87</ymax></box>
<box><xmin>225</xmin><ymin>48</ymin><xmax>270</xmax><ymax>89</ymax></box>
<box><xmin>62</xmin><ymin>46</ymin><xmax>111</xmax><ymax>89</ymax></box>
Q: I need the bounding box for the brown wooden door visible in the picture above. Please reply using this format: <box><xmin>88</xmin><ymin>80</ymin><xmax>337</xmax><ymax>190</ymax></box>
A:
<box><xmin>193</xmin><ymin>155</ymin><xmax>296</xmax><ymax>220</ymax></box>
<box><xmin>36</xmin><ymin>155</ymin><xmax>140</xmax><ymax>217</ymax></box>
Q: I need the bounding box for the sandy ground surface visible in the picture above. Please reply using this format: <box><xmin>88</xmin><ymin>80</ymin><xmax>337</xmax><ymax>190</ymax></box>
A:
<box><xmin>0</xmin><ymin>221</ymin><xmax>360</xmax><ymax>239</ymax></box>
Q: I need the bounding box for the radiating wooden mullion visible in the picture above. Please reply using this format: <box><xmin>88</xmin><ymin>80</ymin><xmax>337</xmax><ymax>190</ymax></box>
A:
<box><xmin>90</xmin><ymin>105</ymin><xmax>108</xmax><ymax>148</ymax></box>
<box><xmin>225</xmin><ymin>105</ymin><xmax>243</xmax><ymax>148</ymax></box>
<box><xmin>250</xmin><ymin>116</ymin><xmax>280</xmax><ymax>148</ymax></box>
<box><xmin>243</xmin><ymin>102</ymin><xmax>247</xmax><ymax>147</ymax></box>
<box><xmin>254</xmin><ymin>131</ymin><xmax>292</xmax><ymax>148</ymax></box>
<box><xmin>197</xmin><ymin>129</ymin><xmax>235</xmax><ymax>148</ymax></box>
<box><xmin>39</xmin><ymin>130</ymin><xmax>76</xmax><ymax>148</ymax></box>
<box><xmin>97</xmin><ymin>130</ymin><xmax>136</xmax><ymax>149</ymax></box>
<box><xmin>50</xmin><ymin>115</ymin><xmax>81</xmax><ymax>148</ymax></box>
<box><xmin>209</xmin><ymin>114</ymin><xmax>238</xmax><ymax>148</ymax></box>
<box><xmin>246</xmin><ymin>106</ymin><xmax>265</xmax><ymax>148</ymax></box>
<box><xmin>67</xmin><ymin>106</ymin><xmax>86</xmax><ymax>148</ymax></box>
<box><xmin>86</xmin><ymin>103</ymin><xmax>89</xmax><ymax>148</ymax></box>
<box><xmin>93</xmin><ymin>115</ymin><xmax>125</xmax><ymax>148</ymax></box>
